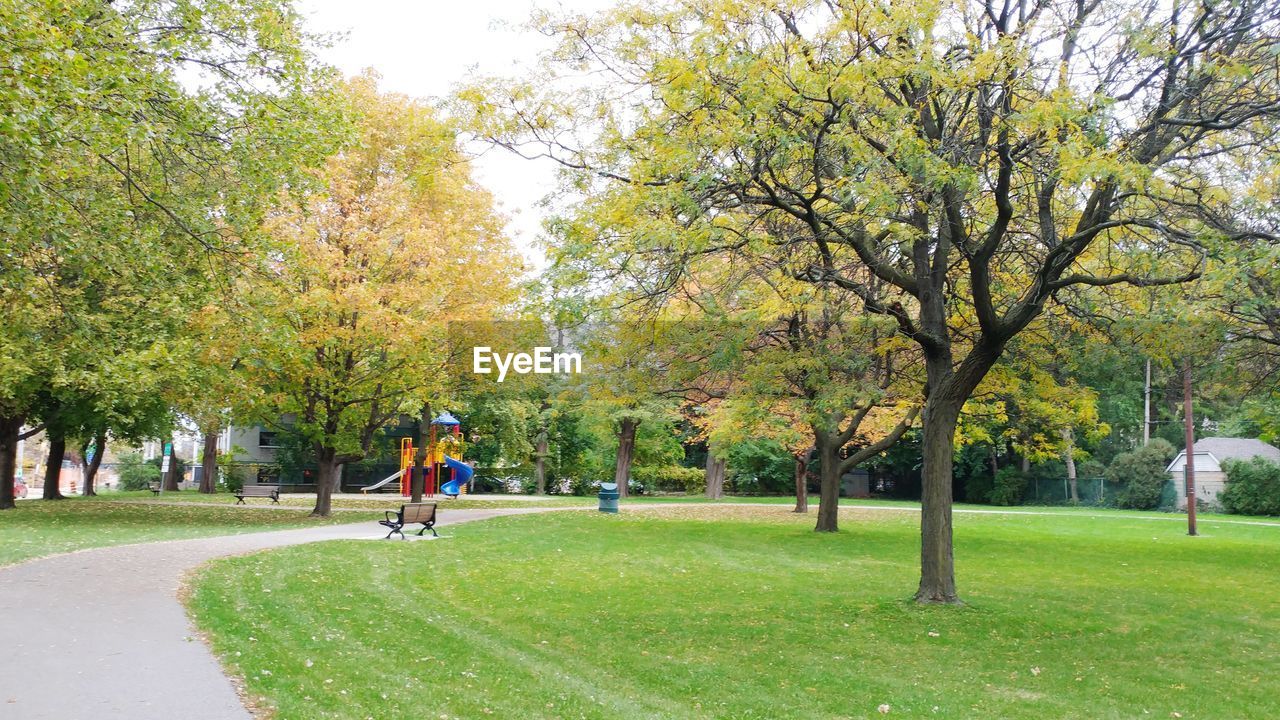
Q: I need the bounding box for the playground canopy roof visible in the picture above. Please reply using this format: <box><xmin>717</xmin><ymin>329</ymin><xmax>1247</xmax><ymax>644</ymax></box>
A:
<box><xmin>431</xmin><ymin>412</ymin><xmax>461</xmax><ymax>426</ymax></box>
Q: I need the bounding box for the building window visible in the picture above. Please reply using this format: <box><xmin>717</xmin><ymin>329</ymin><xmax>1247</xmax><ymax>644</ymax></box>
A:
<box><xmin>258</xmin><ymin>430</ymin><xmax>281</xmax><ymax>448</ymax></box>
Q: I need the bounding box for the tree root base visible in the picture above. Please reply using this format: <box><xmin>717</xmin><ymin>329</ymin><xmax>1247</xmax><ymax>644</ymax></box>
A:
<box><xmin>913</xmin><ymin>592</ymin><xmax>964</xmax><ymax>606</ymax></box>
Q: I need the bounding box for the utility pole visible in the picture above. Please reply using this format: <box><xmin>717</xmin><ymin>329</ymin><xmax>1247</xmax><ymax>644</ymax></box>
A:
<box><xmin>1143</xmin><ymin>359</ymin><xmax>1152</xmax><ymax>445</ymax></box>
<box><xmin>1182</xmin><ymin>362</ymin><xmax>1197</xmax><ymax>537</ymax></box>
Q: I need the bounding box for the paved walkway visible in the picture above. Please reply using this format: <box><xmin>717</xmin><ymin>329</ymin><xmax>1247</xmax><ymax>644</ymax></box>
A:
<box><xmin>0</xmin><ymin>506</ymin><xmax>559</xmax><ymax>720</ymax></box>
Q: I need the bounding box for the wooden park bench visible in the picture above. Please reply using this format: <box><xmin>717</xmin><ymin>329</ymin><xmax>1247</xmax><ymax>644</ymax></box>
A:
<box><xmin>233</xmin><ymin>485</ymin><xmax>281</xmax><ymax>505</ymax></box>
<box><xmin>147</xmin><ymin>482</ymin><xmax>161</xmax><ymax>496</ymax></box>
<box><xmin>379</xmin><ymin>502</ymin><xmax>438</xmax><ymax>540</ymax></box>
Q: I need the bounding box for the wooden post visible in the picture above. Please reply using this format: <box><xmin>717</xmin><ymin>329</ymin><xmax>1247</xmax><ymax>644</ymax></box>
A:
<box><xmin>1143</xmin><ymin>359</ymin><xmax>1152</xmax><ymax>445</ymax></box>
<box><xmin>1183</xmin><ymin>362</ymin><xmax>1197</xmax><ymax>537</ymax></box>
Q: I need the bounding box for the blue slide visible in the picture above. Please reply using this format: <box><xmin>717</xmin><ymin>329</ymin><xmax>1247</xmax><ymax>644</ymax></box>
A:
<box><xmin>440</xmin><ymin>455</ymin><xmax>474</xmax><ymax>497</ymax></box>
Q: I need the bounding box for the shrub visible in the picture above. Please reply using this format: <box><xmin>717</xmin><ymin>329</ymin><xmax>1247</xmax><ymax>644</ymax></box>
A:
<box><xmin>989</xmin><ymin>467</ymin><xmax>1028</xmax><ymax>506</ymax></box>
<box><xmin>1078</xmin><ymin>458</ymin><xmax>1107</xmax><ymax>480</ymax></box>
<box><xmin>723</xmin><ymin>439</ymin><xmax>795</xmax><ymax>494</ymax></box>
<box><xmin>965</xmin><ymin>471</ymin><xmax>994</xmax><ymax>504</ymax></box>
<box><xmin>472</xmin><ymin>465</ymin><xmax>533</xmax><ymax>494</ymax></box>
<box><xmin>1147</xmin><ymin>438</ymin><xmax>1178</xmax><ymax>462</ymax></box>
<box><xmin>117</xmin><ymin>452</ymin><xmax>160</xmax><ymax>491</ymax></box>
<box><xmin>631</xmin><ymin>466</ymin><xmax>705</xmax><ymax>494</ymax></box>
<box><xmin>219</xmin><ymin>463</ymin><xmax>246</xmax><ymax>493</ymax></box>
<box><xmin>1220</xmin><ymin>457</ymin><xmax>1280</xmax><ymax>516</ymax></box>
<box><xmin>1107</xmin><ymin>440</ymin><xmax>1175</xmax><ymax>510</ymax></box>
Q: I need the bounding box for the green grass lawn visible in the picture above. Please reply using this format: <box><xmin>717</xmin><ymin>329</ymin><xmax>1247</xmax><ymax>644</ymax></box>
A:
<box><xmin>0</xmin><ymin>498</ymin><xmax>378</xmax><ymax>566</ymax></box>
<box><xmin>106</xmin><ymin>488</ymin><xmax>1280</xmax><ymax>522</ymax></box>
<box><xmin>103</xmin><ymin>489</ymin><xmax>596</xmax><ymax>510</ymax></box>
<box><xmin>188</xmin><ymin>505</ymin><xmax>1280</xmax><ymax>719</ymax></box>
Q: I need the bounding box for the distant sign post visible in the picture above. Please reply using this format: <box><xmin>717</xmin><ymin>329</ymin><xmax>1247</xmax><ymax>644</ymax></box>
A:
<box><xmin>160</xmin><ymin>442</ymin><xmax>172</xmax><ymax>493</ymax></box>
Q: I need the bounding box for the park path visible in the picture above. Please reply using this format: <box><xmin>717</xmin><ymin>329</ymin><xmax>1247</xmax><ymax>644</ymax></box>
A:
<box><xmin>0</xmin><ymin>506</ymin><xmax>560</xmax><ymax>720</ymax></box>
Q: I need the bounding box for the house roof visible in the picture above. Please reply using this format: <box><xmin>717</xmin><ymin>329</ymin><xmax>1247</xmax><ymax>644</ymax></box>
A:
<box><xmin>1166</xmin><ymin>437</ymin><xmax>1280</xmax><ymax>472</ymax></box>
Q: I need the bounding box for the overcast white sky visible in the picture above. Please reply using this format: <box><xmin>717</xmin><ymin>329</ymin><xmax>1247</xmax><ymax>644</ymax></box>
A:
<box><xmin>296</xmin><ymin>0</ymin><xmax>618</xmax><ymax>270</ymax></box>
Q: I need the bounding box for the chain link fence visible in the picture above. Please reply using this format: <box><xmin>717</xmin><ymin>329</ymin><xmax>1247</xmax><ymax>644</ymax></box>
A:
<box><xmin>1025</xmin><ymin>477</ymin><xmax>1124</xmax><ymax>507</ymax></box>
<box><xmin>1024</xmin><ymin>476</ymin><xmax>1182</xmax><ymax>510</ymax></box>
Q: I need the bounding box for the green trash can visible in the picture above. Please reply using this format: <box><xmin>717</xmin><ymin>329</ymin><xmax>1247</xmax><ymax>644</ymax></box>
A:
<box><xmin>598</xmin><ymin>482</ymin><xmax>619</xmax><ymax>513</ymax></box>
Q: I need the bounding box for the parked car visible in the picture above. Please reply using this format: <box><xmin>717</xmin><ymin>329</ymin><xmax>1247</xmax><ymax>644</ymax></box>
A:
<box><xmin>13</xmin><ymin>478</ymin><xmax>27</xmax><ymax>499</ymax></box>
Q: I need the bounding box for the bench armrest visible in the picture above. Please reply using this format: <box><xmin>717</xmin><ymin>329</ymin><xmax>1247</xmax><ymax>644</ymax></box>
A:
<box><xmin>384</xmin><ymin>510</ymin><xmax>400</xmax><ymax>523</ymax></box>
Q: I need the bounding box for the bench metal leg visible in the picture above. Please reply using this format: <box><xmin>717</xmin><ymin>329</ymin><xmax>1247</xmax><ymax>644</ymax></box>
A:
<box><xmin>416</xmin><ymin>525</ymin><xmax>438</xmax><ymax>537</ymax></box>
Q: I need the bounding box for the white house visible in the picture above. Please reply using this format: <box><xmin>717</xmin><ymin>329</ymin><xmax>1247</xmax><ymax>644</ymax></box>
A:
<box><xmin>1167</xmin><ymin>437</ymin><xmax>1280</xmax><ymax>510</ymax></box>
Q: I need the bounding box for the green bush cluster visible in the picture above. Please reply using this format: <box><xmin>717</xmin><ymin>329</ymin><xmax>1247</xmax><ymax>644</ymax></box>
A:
<box><xmin>964</xmin><ymin>471</ymin><xmax>993</xmax><ymax>504</ymax></box>
<box><xmin>116</xmin><ymin>452</ymin><xmax>160</xmax><ymax>491</ymax></box>
<box><xmin>219</xmin><ymin>463</ymin><xmax>246</xmax><ymax>493</ymax></box>
<box><xmin>630</xmin><ymin>466</ymin><xmax>705</xmax><ymax>494</ymax></box>
<box><xmin>989</xmin><ymin>467</ymin><xmax>1028</xmax><ymax>506</ymax></box>
<box><xmin>1221</xmin><ymin>457</ymin><xmax>1280</xmax><ymax>516</ymax></box>
<box><xmin>1107</xmin><ymin>438</ymin><xmax>1176</xmax><ymax>510</ymax></box>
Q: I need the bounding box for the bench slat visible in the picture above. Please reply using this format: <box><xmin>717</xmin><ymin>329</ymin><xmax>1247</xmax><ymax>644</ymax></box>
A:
<box><xmin>239</xmin><ymin>486</ymin><xmax>277</xmax><ymax>496</ymax></box>
<box><xmin>402</xmin><ymin>503</ymin><xmax>436</xmax><ymax>524</ymax></box>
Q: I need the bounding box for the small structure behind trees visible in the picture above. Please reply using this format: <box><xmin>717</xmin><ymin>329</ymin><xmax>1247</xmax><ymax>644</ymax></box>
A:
<box><xmin>1168</xmin><ymin>438</ymin><xmax>1280</xmax><ymax>511</ymax></box>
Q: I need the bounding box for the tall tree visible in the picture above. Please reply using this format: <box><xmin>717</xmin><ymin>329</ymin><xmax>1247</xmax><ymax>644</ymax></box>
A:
<box><xmin>0</xmin><ymin>0</ymin><xmax>341</xmax><ymax>509</ymax></box>
<box><xmin>466</xmin><ymin>0</ymin><xmax>1279</xmax><ymax>601</ymax></box>
<box><xmin>702</xmin><ymin>301</ymin><xmax>919</xmax><ymax>531</ymax></box>
<box><xmin>238</xmin><ymin>75</ymin><xmax>517</xmax><ymax>516</ymax></box>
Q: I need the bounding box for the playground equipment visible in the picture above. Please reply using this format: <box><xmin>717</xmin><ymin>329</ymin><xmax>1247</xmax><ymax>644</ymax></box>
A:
<box><xmin>361</xmin><ymin>469</ymin><xmax>404</xmax><ymax>494</ymax></box>
<box><xmin>361</xmin><ymin>412</ymin><xmax>473</xmax><ymax>497</ymax></box>
<box><xmin>440</xmin><ymin>455</ymin><xmax>474</xmax><ymax>497</ymax></box>
<box><xmin>425</xmin><ymin>412</ymin><xmax>474</xmax><ymax>498</ymax></box>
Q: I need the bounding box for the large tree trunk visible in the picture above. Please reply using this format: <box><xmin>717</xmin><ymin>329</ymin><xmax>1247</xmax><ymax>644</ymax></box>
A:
<box><xmin>0</xmin><ymin>416</ymin><xmax>20</xmax><ymax>510</ymax></box>
<box><xmin>83</xmin><ymin>430</ymin><xmax>106</xmax><ymax>496</ymax></box>
<box><xmin>814</xmin><ymin>433</ymin><xmax>841</xmax><ymax>532</ymax></box>
<box><xmin>793</xmin><ymin>447</ymin><xmax>813</xmax><ymax>513</ymax></box>
<box><xmin>412</xmin><ymin>404</ymin><xmax>430</xmax><ymax>503</ymax></box>
<box><xmin>1062</xmin><ymin>427</ymin><xmax>1078</xmax><ymax>504</ymax></box>
<box><xmin>915</xmin><ymin>329</ymin><xmax>1005</xmax><ymax>605</ymax></box>
<box><xmin>613</xmin><ymin>417</ymin><xmax>638</xmax><ymax>499</ymax></box>
<box><xmin>161</xmin><ymin>439</ymin><xmax>181</xmax><ymax>492</ymax></box>
<box><xmin>312</xmin><ymin>447</ymin><xmax>339</xmax><ymax>517</ymax></box>
<box><xmin>162</xmin><ymin>458</ymin><xmax>180</xmax><ymax>491</ymax></box>
<box><xmin>42</xmin><ymin>431</ymin><xmax>67</xmax><ymax>500</ymax></box>
<box><xmin>533</xmin><ymin>431</ymin><xmax>549</xmax><ymax>495</ymax></box>
<box><xmin>917</xmin><ymin>396</ymin><xmax>962</xmax><ymax>603</ymax></box>
<box><xmin>704</xmin><ymin>444</ymin><xmax>726</xmax><ymax>499</ymax></box>
<box><xmin>199</xmin><ymin>424</ymin><xmax>218</xmax><ymax>494</ymax></box>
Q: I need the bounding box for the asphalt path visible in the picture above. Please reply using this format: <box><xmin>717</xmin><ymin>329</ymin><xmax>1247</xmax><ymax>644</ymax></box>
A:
<box><xmin>0</xmin><ymin>506</ymin><xmax>559</xmax><ymax>720</ymax></box>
